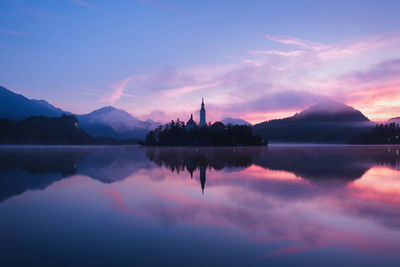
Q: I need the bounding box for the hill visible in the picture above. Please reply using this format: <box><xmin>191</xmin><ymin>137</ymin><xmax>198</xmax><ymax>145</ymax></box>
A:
<box><xmin>253</xmin><ymin>100</ymin><xmax>374</xmax><ymax>143</ymax></box>
<box><xmin>0</xmin><ymin>86</ymin><xmax>160</xmax><ymax>140</ymax></box>
<box><xmin>77</xmin><ymin>106</ymin><xmax>160</xmax><ymax>139</ymax></box>
<box><xmin>221</xmin><ymin>117</ymin><xmax>252</xmax><ymax>126</ymax></box>
<box><xmin>387</xmin><ymin>117</ymin><xmax>400</xmax><ymax>125</ymax></box>
<box><xmin>0</xmin><ymin>86</ymin><xmax>68</xmax><ymax>120</ymax></box>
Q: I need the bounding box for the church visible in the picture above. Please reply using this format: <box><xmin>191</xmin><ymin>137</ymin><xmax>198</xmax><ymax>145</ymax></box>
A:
<box><xmin>186</xmin><ymin>98</ymin><xmax>206</xmax><ymax>131</ymax></box>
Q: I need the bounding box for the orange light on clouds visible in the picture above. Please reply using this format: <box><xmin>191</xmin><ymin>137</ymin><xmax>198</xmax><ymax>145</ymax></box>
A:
<box><xmin>241</xmin><ymin>165</ymin><xmax>305</xmax><ymax>182</ymax></box>
<box><xmin>349</xmin><ymin>167</ymin><xmax>400</xmax><ymax>203</ymax></box>
<box><xmin>346</xmin><ymin>83</ymin><xmax>400</xmax><ymax>121</ymax></box>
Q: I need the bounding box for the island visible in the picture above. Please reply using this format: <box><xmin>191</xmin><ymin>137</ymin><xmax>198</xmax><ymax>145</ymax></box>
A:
<box><xmin>142</xmin><ymin>99</ymin><xmax>266</xmax><ymax>146</ymax></box>
<box><xmin>142</xmin><ymin>119</ymin><xmax>266</xmax><ymax>146</ymax></box>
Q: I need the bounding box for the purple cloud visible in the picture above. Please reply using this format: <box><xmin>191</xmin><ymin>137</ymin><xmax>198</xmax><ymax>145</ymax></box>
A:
<box><xmin>101</xmin><ymin>77</ymin><xmax>136</xmax><ymax>103</ymax></box>
<box><xmin>341</xmin><ymin>58</ymin><xmax>400</xmax><ymax>85</ymax></box>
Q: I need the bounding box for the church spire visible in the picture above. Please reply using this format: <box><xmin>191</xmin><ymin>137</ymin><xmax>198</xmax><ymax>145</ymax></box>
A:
<box><xmin>200</xmin><ymin>97</ymin><xmax>206</xmax><ymax>127</ymax></box>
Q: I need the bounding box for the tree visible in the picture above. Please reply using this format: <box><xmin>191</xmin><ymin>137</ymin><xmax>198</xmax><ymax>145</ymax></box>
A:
<box><xmin>144</xmin><ymin>121</ymin><xmax>266</xmax><ymax>146</ymax></box>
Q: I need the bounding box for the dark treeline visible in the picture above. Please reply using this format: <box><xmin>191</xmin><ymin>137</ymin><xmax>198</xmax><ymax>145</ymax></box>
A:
<box><xmin>0</xmin><ymin>115</ymin><xmax>138</xmax><ymax>145</ymax></box>
<box><xmin>143</xmin><ymin>119</ymin><xmax>267</xmax><ymax>146</ymax></box>
<box><xmin>350</xmin><ymin>123</ymin><xmax>400</xmax><ymax>144</ymax></box>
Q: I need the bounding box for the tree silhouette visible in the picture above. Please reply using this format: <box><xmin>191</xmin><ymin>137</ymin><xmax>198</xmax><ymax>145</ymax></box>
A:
<box><xmin>350</xmin><ymin>123</ymin><xmax>400</xmax><ymax>144</ymax></box>
<box><xmin>143</xmin><ymin>119</ymin><xmax>267</xmax><ymax>146</ymax></box>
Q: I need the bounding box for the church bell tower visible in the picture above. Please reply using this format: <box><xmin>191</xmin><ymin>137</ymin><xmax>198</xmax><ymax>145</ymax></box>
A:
<box><xmin>200</xmin><ymin>98</ymin><xmax>206</xmax><ymax>127</ymax></box>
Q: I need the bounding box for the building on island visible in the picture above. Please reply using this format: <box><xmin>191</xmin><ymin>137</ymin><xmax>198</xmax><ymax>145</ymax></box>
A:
<box><xmin>186</xmin><ymin>98</ymin><xmax>207</xmax><ymax>130</ymax></box>
<box><xmin>186</xmin><ymin>113</ymin><xmax>196</xmax><ymax>131</ymax></box>
<box><xmin>200</xmin><ymin>98</ymin><xmax>206</xmax><ymax>127</ymax></box>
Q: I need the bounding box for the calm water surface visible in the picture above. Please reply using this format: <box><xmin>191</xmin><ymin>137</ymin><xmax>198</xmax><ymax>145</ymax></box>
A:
<box><xmin>1</xmin><ymin>145</ymin><xmax>400</xmax><ymax>266</ymax></box>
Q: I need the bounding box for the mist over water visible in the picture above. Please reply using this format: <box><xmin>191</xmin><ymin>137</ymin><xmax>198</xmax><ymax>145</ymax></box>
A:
<box><xmin>1</xmin><ymin>145</ymin><xmax>400</xmax><ymax>266</ymax></box>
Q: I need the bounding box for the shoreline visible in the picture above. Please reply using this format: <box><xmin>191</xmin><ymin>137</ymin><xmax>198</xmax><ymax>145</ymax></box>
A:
<box><xmin>1</xmin><ymin>144</ymin><xmax>400</xmax><ymax>148</ymax></box>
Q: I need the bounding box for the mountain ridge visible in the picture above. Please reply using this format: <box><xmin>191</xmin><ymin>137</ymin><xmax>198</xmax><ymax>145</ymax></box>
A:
<box><xmin>292</xmin><ymin>100</ymin><xmax>370</xmax><ymax>122</ymax></box>
<box><xmin>221</xmin><ymin>117</ymin><xmax>252</xmax><ymax>126</ymax></box>
<box><xmin>253</xmin><ymin>100</ymin><xmax>374</xmax><ymax>143</ymax></box>
<box><xmin>0</xmin><ymin>86</ymin><xmax>160</xmax><ymax>139</ymax></box>
<box><xmin>76</xmin><ymin>106</ymin><xmax>161</xmax><ymax>139</ymax></box>
<box><xmin>387</xmin><ymin>117</ymin><xmax>400</xmax><ymax>125</ymax></box>
<box><xmin>0</xmin><ymin>86</ymin><xmax>68</xmax><ymax>120</ymax></box>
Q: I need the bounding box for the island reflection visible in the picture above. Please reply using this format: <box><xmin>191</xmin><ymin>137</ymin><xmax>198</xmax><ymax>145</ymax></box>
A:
<box><xmin>1</xmin><ymin>145</ymin><xmax>400</xmax><ymax>201</ymax></box>
<box><xmin>1</xmin><ymin>146</ymin><xmax>400</xmax><ymax>265</ymax></box>
<box><xmin>145</xmin><ymin>145</ymin><xmax>400</xmax><ymax>190</ymax></box>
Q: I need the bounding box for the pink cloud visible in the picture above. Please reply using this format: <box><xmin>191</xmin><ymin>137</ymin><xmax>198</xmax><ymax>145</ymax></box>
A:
<box><xmin>248</xmin><ymin>49</ymin><xmax>304</xmax><ymax>57</ymax></box>
<box><xmin>101</xmin><ymin>77</ymin><xmax>133</xmax><ymax>103</ymax></box>
<box><xmin>315</xmin><ymin>58</ymin><xmax>400</xmax><ymax>121</ymax></box>
<box><xmin>101</xmin><ymin>186</ymin><xmax>129</xmax><ymax>212</ymax></box>
<box><xmin>263</xmin><ymin>34</ymin><xmax>329</xmax><ymax>50</ymax></box>
<box><xmin>102</xmin><ymin>163</ymin><xmax>400</xmax><ymax>259</ymax></box>
<box><xmin>110</xmin><ymin>30</ymin><xmax>400</xmax><ymax>123</ymax></box>
<box><xmin>161</xmin><ymin>82</ymin><xmax>219</xmax><ymax>97</ymax></box>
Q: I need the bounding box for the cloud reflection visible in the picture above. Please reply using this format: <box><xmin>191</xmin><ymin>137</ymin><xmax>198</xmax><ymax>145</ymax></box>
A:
<box><xmin>1</xmin><ymin>146</ymin><xmax>400</xmax><ymax>261</ymax></box>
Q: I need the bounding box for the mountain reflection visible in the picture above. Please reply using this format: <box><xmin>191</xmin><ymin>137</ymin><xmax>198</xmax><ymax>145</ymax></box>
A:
<box><xmin>145</xmin><ymin>146</ymin><xmax>400</xmax><ymax>188</ymax></box>
<box><xmin>1</xmin><ymin>145</ymin><xmax>400</xmax><ymax>202</ymax></box>
<box><xmin>0</xmin><ymin>146</ymin><xmax>154</xmax><ymax>202</ymax></box>
<box><xmin>1</xmin><ymin>146</ymin><xmax>400</xmax><ymax>265</ymax></box>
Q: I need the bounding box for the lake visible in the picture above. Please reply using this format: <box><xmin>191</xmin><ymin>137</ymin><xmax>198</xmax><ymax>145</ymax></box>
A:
<box><xmin>0</xmin><ymin>145</ymin><xmax>400</xmax><ymax>266</ymax></box>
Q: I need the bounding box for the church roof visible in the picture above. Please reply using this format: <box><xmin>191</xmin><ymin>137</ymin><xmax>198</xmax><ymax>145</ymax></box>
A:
<box><xmin>187</xmin><ymin>113</ymin><xmax>196</xmax><ymax>125</ymax></box>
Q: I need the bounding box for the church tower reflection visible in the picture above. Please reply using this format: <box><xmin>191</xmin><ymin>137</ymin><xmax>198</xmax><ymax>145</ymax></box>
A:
<box><xmin>199</xmin><ymin>165</ymin><xmax>206</xmax><ymax>195</ymax></box>
<box><xmin>145</xmin><ymin>147</ymin><xmax>264</xmax><ymax>195</ymax></box>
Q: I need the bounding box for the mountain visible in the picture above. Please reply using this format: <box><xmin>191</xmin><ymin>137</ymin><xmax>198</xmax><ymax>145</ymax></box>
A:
<box><xmin>221</xmin><ymin>117</ymin><xmax>252</xmax><ymax>126</ymax></box>
<box><xmin>77</xmin><ymin>106</ymin><xmax>161</xmax><ymax>139</ymax></box>
<box><xmin>387</xmin><ymin>117</ymin><xmax>400</xmax><ymax>124</ymax></box>
<box><xmin>292</xmin><ymin>100</ymin><xmax>369</xmax><ymax>122</ymax></box>
<box><xmin>0</xmin><ymin>86</ymin><xmax>68</xmax><ymax>120</ymax></box>
<box><xmin>31</xmin><ymin>99</ymin><xmax>70</xmax><ymax>115</ymax></box>
<box><xmin>0</xmin><ymin>86</ymin><xmax>160</xmax><ymax>140</ymax></box>
<box><xmin>253</xmin><ymin>100</ymin><xmax>374</xmax><ymax>143</ymax></box>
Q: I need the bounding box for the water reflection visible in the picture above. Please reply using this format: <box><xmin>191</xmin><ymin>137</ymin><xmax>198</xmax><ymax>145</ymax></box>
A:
<box><xmin>145</xmin><ymin>146</ymin><xmax>400</xmax><ymax>191</ymax></box>
<box><xmin>1</xmin><ymin>146</ymin><xmax>400</xmax><ymax>202</ymax></box>
<box><xmin>0</xmin><ymin>146</ymin><xmax>153</xmax><ymax>202</ymax></box>
<box><xmin>146</xmin><ymin>147</ymin><xmax>263</xmax><ymax>194</ymax></box>
<box><xmin>1</xmin><ymin>146</ymin><xmax>400</xmax><ymax>266</ymax></box>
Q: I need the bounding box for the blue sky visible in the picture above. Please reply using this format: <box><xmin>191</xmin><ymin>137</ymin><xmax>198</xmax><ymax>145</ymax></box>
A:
<box><xmin>1</xmin><ymin>0</ymin><xmax>400</xmax><ymax>123</ymax></box>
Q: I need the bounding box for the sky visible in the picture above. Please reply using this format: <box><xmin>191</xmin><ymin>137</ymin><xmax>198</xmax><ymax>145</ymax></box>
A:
<box><xmin>1</xmin><ymin>0</ymin><xmax>400</xmax><ymax>124</ymax></box>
